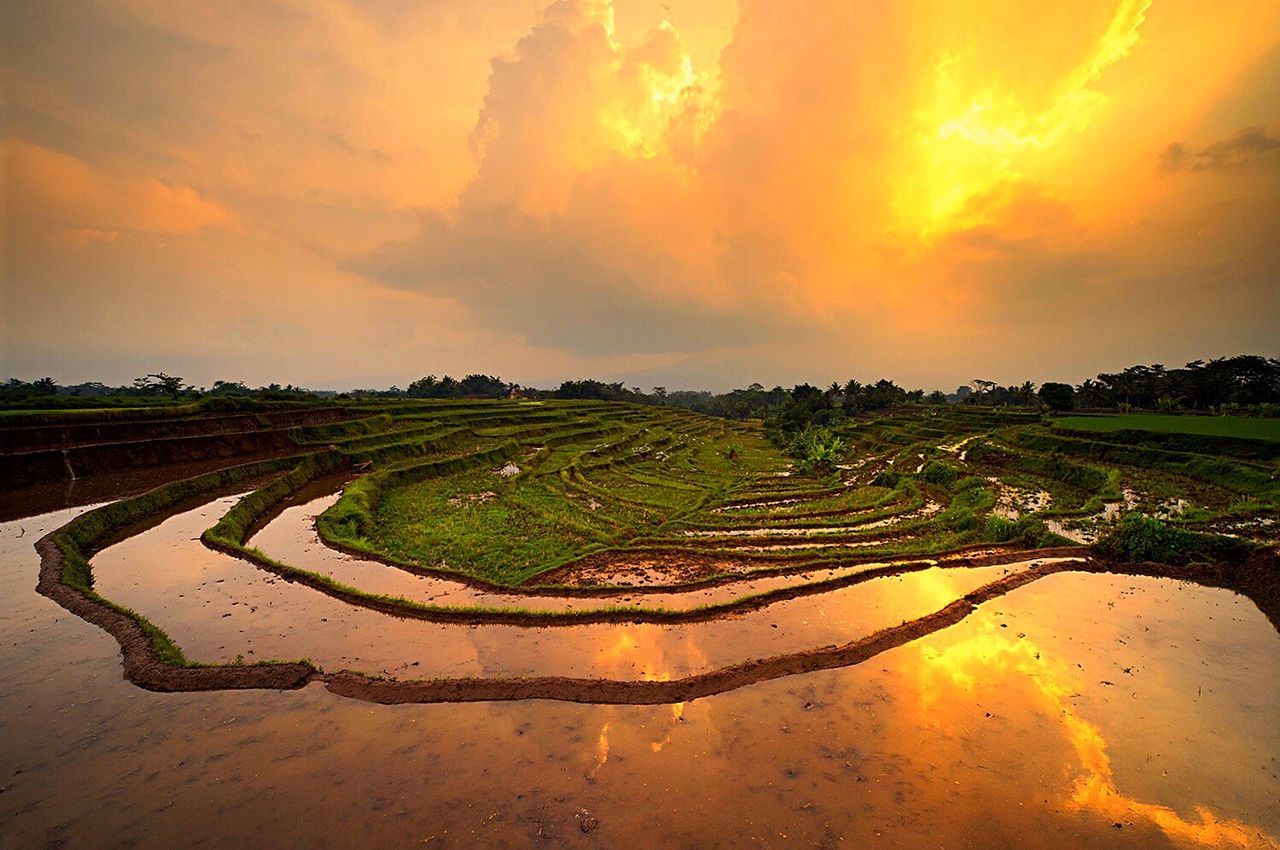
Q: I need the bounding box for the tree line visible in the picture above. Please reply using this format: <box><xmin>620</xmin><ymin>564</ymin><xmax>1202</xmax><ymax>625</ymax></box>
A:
<box><xmin>4</xmin><ymin>354</ymin><xmax>1276</xmax><ymax>416</ymax></box>
<box><xmin>953</xmin><ymin>356</ymin><xmax>1279</xmax><ymax>413</ymax></box>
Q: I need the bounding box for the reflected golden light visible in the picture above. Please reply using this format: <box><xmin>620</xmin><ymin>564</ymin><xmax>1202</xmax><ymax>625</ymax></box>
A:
<box><xmin>911</xmin><ymin>568</ymin><xmax>980</xmax><ymax>614</ymax></box>
<box><xmin>588</xmin><ymin>721</ymin><xmax>612</xmax><ymax>779</ymax></box>
<box><xmin>591</xmin><ymin>625</ymin><xmax>701</xmax><ymax>757</ymax></box>
<box><xmin>599</xmin><ymin>627</ymin><xmax>642</xmax><ymax>665</ymax></box>
<box><xmin>920</xmin><ymin>620</ymin><xmax>1278</xmax><ymax>848</ymax></box>
<box><xmin>645</xmin><ymin>673</ymin><xmax>684</xmax><ymax>753</ymax></box>
<box><xmin>898</xmin><ymin>0</ymin><xmax>1152</xmax><ymax>237</ymax></box>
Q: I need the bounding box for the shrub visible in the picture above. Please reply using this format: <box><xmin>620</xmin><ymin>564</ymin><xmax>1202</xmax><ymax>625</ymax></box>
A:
<box><xmin>964</xmin><ymin>441</ymin><xmax>1001</xmax><ymax>463</ymax></box>
<box><xmin>939</xmin><ymin>506</ymin><xmax>978</xmax><ymax>532</ymax></box>
<box><xmin>1093</xmin><ymin>514</ymin><xmax>1254</xmax><ymax>564</ymax></box>
<box><xmin>983</xmin><ymin>514</ymin><xmax>1051</xmax><ymax>547</ymax></box>
<box><xmin>1094</xmin><ymin>515</ymin><xmax>1195</xmax><ymax>562</ymax></box>
<box><xmin>983</xmin><ymin>514</ymin><xmax>1018</xmax><ymax>541</ymax></box>
<box><xmin>1038</xmin><ymin>382</ymin><xmax>1076</xmax><ymax>411</ymax></box>
<box><xmin>788</xmin><ymin>425</ymin><xmax>846</xmax><ymax>473</ymax></box>
<box><xmin>872</xmin><ymin>469</ymin><xmax>902</xmax><ymax>488</ymax></box>
<box><xmin>1218</xmin><ymin>402</ymin><xmax>1280</xmax><ymax>418</ymax></box>
<box><xmin>917</xmin><ymin>460</ymin><xmax>960</xmax><ymax>487</ymax></box>
<box><xmin>937</xmin><ymin>481</ymin><xmax>995</xmax><ymax>532</ymax></box>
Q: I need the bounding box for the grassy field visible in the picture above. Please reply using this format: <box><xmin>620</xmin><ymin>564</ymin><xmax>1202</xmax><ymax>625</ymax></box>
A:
<box><xmin>19</xmin><ymin>393</ymin><xmax>1272</xmax><ymax>599</ymax></box>
<box><xmin>268</xmin><ymin>401</ymin><xmax>1271</xmax><ymax>589</ymax></box>
<box><xmin>1053</xmin><ymin>413</ymin><xmax>1280</xmax><ymax>441</ymax></box>
<box><xmin>303</xmin><ymin>403</ymin><xmax>1049</xmax><ymax>586</ymax></box>
<box><xmin>321</xmin><ymin>405</ymin><xmax>781</xmax><ymax>584</ymax></box>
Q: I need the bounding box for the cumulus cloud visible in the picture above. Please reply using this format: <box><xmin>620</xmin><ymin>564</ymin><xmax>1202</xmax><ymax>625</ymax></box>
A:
<box><xmin>1160</xmin><ymin>125</ymin><xmax>1280</xmax><ymax>172</ymax></box>
<box><xmin>353</xmin><ymin>0</ymin><xmax>1216</xmax><ymax>359</ymax></box>
<box><xmin>353</xmin><ymin>0</ymin><xmax>917</xmax><ymax>354</ymax></box>
<box><xmin>350</xmin><ymin>0</ymin><xmax>816</xmax><ymax>355</ymax></box>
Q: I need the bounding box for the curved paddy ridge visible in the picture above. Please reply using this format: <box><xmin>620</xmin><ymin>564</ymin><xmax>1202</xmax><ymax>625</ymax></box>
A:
<box><xmin>244</xmin><ymin>487</ymin><xmax>1069</xmax><ymax>615</ymax></box>
<box><xmin>90</xmin><ymin>491</ymin><xmax>1059</xmax><ymax>682</ymax></box>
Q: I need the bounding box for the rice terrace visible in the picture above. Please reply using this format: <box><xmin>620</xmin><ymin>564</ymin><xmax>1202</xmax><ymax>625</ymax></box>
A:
<box><xmin>4</xmin><ymin>0</ymin><xmax>1280</xmax><ymax>847</ymax></box>
<box><xmin>1</xmin><ymin>365</ymin><xmax>1277</xmax><ymax>846</ymax></box>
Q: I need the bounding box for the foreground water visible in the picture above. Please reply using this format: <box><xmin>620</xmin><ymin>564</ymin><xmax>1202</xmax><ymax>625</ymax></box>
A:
<box><xmin>1</xmin><ymin>491</ymin><xmax>1278</xmax><ymax>847</ymax></box>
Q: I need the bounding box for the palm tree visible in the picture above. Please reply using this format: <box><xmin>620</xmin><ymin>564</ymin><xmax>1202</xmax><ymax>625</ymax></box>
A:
<box><xmin>1076</xmin><ymin>380</ymin><xmax>1098</xmax><ymax>407</ymax></box>
<box><xmin>1112</xmin><ymin>369</ymin><xmax>1141</xmax><ymax>408</ymax></box>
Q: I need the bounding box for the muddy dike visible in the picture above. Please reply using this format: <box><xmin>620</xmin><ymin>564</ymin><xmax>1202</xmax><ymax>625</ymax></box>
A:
<box><xmin>50</xmin><ymin>525</ymin><xmax>1273</xmax><ymax>706</ymax></box>
<box><xmin>321</xmin><ymin>563</ymin><xmax>1071</xmax><ymax>705</ymax></box>
<box><xmin>0</xmin><ymin>406</ymin><xmax>358</xmax><ymax>488</ymax></box>
<box><xmin>1238</xmin><ymin>547</ymin><xmax>1280</xmax><ymax>630</ymax></box>
<box><xmin>36</xmin><ymin>479</ymin><xmax>1064</xmax><ymax>701</ymax></box>
<box><xmin>36</xmin><ymin>535</ymin><xmax>314</xmax><ymax>692</ymax></box>
<box><xmin>523</xmin><ymin>543</ymin><xmax>1089</xmax><ymax>592</ymax></box>
<box><xmin>35</xmin><ymin>454</ymin><xmax>318</xmax><ymax>691</ymax></box>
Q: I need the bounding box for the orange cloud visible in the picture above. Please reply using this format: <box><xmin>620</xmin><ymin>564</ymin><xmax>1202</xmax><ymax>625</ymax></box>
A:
<box><xmin>5</xmin><ymin>0</ymin><xmax>1278</xmax><ymax>387</ymax></box>
<box><xmin>8</xmin><ymin>138</ymin><xmax>230</xmax><ymax>235</ymax></box>
<box><xmin>897</xmin><ymin>0</ymin><xmax>1152</xmax><ymax>237</ymax></box>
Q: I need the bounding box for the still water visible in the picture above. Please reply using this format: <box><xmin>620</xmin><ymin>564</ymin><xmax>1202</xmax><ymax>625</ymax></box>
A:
<box><xmin>1</xmin><ymin>486</ymin><xmax>1276</xmax><ymax>848</ymax></box>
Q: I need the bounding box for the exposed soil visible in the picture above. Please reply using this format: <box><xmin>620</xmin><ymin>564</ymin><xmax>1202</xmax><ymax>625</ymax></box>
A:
<box><xmin>527</xmin><ymin>542</ymin><xmax>1087</xmax><ymax>590</ymax></box>
<box><xmin>529</xmin><ymin>549</ymin><xmax>775</xmax><ymax>587</ymax></box>
<box><xmin>212</xmin><ymin>522</ymin><xmax>1078</xmax><ymax>625</ymax></box>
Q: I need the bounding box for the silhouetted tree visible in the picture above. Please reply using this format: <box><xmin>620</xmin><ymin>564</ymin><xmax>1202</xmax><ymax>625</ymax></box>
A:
<box><xmin>1038</xmin><ymin>382</ymin><xmax>1076</xmax><ymax>411</ymax></box>
<box><xmin>132</xmin><ymin>372</ymin><xmax>188</xmax><ymax>399</ymax></box>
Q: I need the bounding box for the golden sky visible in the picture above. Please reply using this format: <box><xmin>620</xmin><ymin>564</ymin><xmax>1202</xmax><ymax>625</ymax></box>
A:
<box><xmin>4</xmin><ymin>0</ymin><xmax>1278</xmax><ymax>390</ymax></box>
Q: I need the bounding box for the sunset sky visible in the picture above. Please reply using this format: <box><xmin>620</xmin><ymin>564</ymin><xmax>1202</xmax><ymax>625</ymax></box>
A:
<box><xmin>5</xmin><ymin>0</ymin><xmax>1278</xmax><ymax>391</ymax></box>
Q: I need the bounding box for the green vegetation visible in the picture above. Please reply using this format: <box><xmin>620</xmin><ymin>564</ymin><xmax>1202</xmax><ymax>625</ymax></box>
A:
<box><xmin>918</xmin><ymin>460</ymin><xmax>960</xmax><ymax>487</ymax></box>
<box><xmin>1038</xmin><ymin>382</ymin><xmax>1076</xmax><ymax>411</ymax></box>
<box><xmin>1094</xmin><ymin>514</ymin><xmax>1255</xmax><ymax>565</ymax></box>
<box><xmin>17</xmin><ymin>387</ymin><xmax>1273</xmax><ymax>637</ymax></box>
<box><xmin>267</xmin><ymin>396</ymin><xmax>1268</xmax><ymax>591</ymax></box>
<box><xmin>1053</xmin><ymin>413</ymin><xmax>1280</xmax><ymax>441</ymax></box>
<box><xmin>788</xmin><ymin>425</ymin><xmax>846</xmax><ymax>473</ymax></box>
<box><xmin>313</xmin><ymin>405</ymin><xmax>768</xmax><ymax>585</ymax></box>
<box><xmin>0</xmin><ymin>394</ymin><xmax>318</xmax><ymax>425</ymax></box>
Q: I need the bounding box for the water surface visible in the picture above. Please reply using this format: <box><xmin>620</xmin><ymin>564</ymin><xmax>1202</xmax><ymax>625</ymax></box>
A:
<box><xmin>2</xmin><ymin>487</ymin><xmax>1277</xmax><ymax>848</ymax></box>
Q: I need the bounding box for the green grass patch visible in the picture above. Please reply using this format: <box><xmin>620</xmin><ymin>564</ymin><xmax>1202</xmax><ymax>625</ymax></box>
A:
<box><xmin>1053</xmin><ymin>414</ymin><xmax>1280</xmax><ymax>441</ymax></box>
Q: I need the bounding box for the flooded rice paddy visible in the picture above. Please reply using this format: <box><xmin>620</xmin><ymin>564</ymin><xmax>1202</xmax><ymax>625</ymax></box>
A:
<box><xmin>2</xmin><ymin>479</ymin><xmax>1278</xmax><ymax>848</ymax></box>
<box><xmin>89</xmin><ymin>492</ymin><xmax>1048</xmax><ymax>678</ymax></box>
